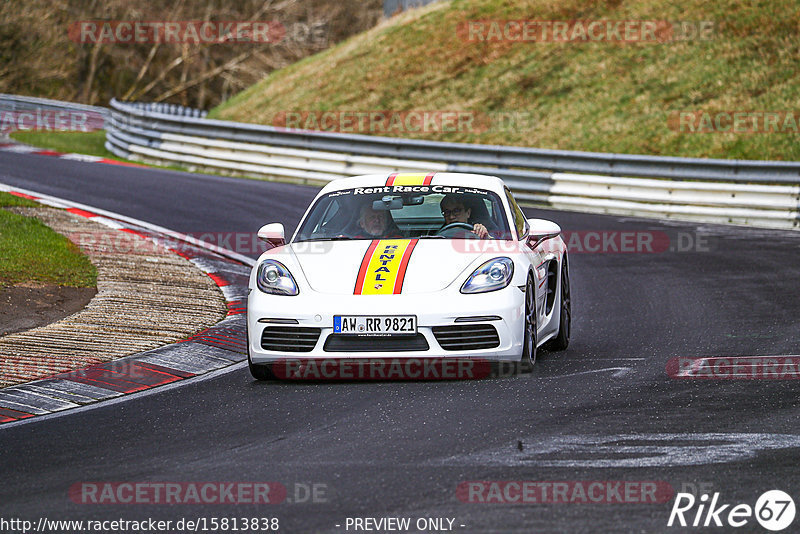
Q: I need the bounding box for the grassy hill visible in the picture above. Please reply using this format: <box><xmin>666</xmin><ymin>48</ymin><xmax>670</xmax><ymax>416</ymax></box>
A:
<box><xmin>210</xmin><ymin>0</ymin><xmax>800</xmax><ymax>161</ymax></box>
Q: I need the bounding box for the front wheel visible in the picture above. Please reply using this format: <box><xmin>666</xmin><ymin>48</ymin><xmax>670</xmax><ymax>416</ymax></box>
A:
<box><xmin>247</xmin><ymin>322</ymin><xmax>276</xmax><ymax>380</ymax></box>
<box><xmin>544</xmin><ymin>255</ymin><xmax>570</xmax><ymax>351</ymax></box>
<box><xmin>249</xmin><ymin>359</ymin><xmax>276</xmax><ymax>381</ymax></box>
<box><xmin>519</xmin><ymin>274</ymin><xmax>537</xmax><ymax>373</ymax></box>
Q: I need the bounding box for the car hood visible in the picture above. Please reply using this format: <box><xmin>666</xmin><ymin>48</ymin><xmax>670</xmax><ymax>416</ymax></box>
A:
<box><xmin>284</xmin><ymin>239</ymin><xmax>487</xmax><ymax>295</ymax></box>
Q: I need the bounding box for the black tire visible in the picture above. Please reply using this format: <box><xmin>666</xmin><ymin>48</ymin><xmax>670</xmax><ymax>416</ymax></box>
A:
<box><xmin>247</xmin><ymin>322</ymin><xmax>276</xmax><ymax>380</ymax></box>
<box><xmin>544</xmin><ymin>255</ymin><xmax>571</xmax><ymax>351</ymax></box>
<box><xmin>519</xmin><ymin>273</ymin><xmax>537</xmax><ymax>373</ymax></box>
<box><xmin>249</xmin><ymin>359</ymin><xmax>277</xmax><ymax>381</ymax></box>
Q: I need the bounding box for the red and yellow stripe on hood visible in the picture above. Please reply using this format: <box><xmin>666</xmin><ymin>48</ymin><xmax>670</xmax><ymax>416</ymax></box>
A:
<box><xmin>354</xmin><ymin>239</ymin><xmax>418</xmax><ymax>295</ymax></box>
<box><xmin>385</xmin><ymin>172</ymin><xmax>436</xmax><ymax>187</ymax></box>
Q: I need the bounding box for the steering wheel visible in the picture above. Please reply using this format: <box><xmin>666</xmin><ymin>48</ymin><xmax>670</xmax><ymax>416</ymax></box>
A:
<box><xmin>439</xmin><ymin>222</ymin><xmax>473</xmax><ymax>232</ymax></box>
<box><xmin>437</xmin><ymin>222</ymin><xmax>480</xmax><ymax>239</ymax></box>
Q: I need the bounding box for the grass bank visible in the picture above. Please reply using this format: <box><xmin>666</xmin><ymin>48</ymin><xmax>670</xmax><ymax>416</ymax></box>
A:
<box><xmin>9</xmin><ymin>130</ymin><xmax>111</xmax><ymax>158</ymax></box>
<box><xmin>0</xmin><ymin>192</ymin><xmax>96</xmax><ymax>288</ymax></box>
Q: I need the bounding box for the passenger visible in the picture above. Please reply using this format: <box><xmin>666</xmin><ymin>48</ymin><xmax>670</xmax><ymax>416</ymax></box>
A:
<box><xmin>353</xmin><ymin>204</ymin><xmax>403</xmax><ymax>238</ymax></box>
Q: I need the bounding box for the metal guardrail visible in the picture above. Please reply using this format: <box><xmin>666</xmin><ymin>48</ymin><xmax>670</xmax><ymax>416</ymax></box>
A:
<box><xmin>106</xmin><ymin>98</ymin><xmax>800</xmax><ymax>229</ymax></box>
<box><xmin>119</xmin><ymin>101</ymin><xmax>208</xmax><ymax>119</ymax></box>
<box><xmin>0</xmin><ymin>93</ymin><xmax>108</xmax><ymax>115</ymax></box>
<box><xmin>1</xmin><ymin>93</ymin><xmax>796</xmax><ymax>229</ymax></box>
<box><xmin>0</xmin><ymin>93</ymin><xmax>108</xmax><ymax>131</ymax></box>
<box><xmin>107</xmin><ymin>99</ymin><xmax>800</xmax><ymax>184</ymax></box>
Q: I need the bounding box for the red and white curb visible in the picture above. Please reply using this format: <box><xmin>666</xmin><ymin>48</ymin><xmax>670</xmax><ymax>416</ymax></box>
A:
<box><xmin>0</xmin><ymin>183</ymin><xmax>256</xmax><ymax>426</ymax></box>
<box><xmin>0</xmin><ymin>141</ymin><xmax>145</xmax><ymax>168</ymax></box>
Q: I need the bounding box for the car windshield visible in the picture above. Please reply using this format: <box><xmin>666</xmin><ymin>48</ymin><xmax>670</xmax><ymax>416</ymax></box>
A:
<box><xmin>293</xmin><ymin>185</ymin><xmax>512</xmax><ymax>242</ymax></box>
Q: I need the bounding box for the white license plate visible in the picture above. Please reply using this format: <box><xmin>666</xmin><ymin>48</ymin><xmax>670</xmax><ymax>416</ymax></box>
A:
<box><xmin>333</xmin><ymin>315</ymin><xmax>417</xmax><ymax>335</ymax></box>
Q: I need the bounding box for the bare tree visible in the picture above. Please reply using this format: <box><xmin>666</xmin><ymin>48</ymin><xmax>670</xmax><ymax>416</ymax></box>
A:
<box><xmin>0</xmin><ymin>0</ymin><xmax>382</xmax><ymax>108</ymax></box>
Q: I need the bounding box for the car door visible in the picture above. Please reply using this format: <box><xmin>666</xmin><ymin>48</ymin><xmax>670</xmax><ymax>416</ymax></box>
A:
<box><xmin>504</xmin><ymin>187</ymin><xmax>547</xmax><ymax>330</ymax></box>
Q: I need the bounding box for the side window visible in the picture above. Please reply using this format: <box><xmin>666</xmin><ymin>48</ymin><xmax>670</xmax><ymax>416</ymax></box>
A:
<box><xmin>314</xmin><ymin>199</ymin><xmax>345</xmax><ymax>235</ymax></box>
<box><xmin>505</xmin><ymin>188</ymin><xmax>527</xmax><ymax>238</ymax></box>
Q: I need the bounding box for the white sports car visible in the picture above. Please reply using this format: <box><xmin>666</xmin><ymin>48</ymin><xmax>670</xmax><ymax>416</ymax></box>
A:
<box><xmin>247</xmin><ymin>172</ymin><xmax>570</xmax><ymax>380</ymax></box>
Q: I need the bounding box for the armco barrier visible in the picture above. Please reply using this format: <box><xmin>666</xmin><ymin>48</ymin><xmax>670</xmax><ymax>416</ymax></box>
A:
<box><xmin>0</xmin><ymin>93</ymin><xmax>108</xmax><ymax>130</ymax></box>
<box><xmin>45</xmin><ymin>97</ymin><xmax>800</xmax><ymax>229</ymax></box>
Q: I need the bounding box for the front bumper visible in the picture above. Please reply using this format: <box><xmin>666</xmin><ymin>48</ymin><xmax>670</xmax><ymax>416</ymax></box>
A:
<box><xmin>247</xmin><ymin>287</ymin><xmax>526</xmax><ymax>363</ymax></box>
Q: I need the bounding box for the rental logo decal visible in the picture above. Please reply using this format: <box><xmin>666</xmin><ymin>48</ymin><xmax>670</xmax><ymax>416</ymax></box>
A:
<box><xmin>354</xmin><ymin>239</ymin><xmax>418</xmax><ymax>295</ymax></box>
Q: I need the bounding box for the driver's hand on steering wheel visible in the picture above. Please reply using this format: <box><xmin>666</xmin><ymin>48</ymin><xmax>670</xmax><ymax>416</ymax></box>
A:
<box><xmin>472</xmin><ymin>223</ymin><xmax>489</xmax><ymax>238</ymax></box>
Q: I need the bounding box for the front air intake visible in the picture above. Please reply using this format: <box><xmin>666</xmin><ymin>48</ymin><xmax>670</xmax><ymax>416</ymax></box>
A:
<box><xmin>323</xmin><ymin>334</ymin><xmax>429</xmax><ymax>352</ymax></box>
<box><xmin>432</xmin><ymin>324</ymin><xmax>500</xmax><ymax>351</ymax></box>
<box><xmin>261</xmin><ymin>326</ymin><xmax>321</xmax><ymax>352</ymax></box>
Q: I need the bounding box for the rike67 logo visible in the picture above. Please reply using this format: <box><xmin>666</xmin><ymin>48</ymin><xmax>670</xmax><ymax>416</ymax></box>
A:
<box><xmin>668</xmin><ymin>490</ymin><xmax>796</xmax><ymax>531</ymax></box>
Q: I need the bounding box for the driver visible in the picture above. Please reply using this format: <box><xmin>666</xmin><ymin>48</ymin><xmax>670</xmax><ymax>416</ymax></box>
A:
<box><xmin>440</xmin><ymin>194</ymin><xmax>488</xmax><ymax>238</ymax></box>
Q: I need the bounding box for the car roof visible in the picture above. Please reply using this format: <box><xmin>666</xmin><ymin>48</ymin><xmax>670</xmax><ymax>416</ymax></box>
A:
<box><xmin>317</xmin><ymin>172</ymin><xmax>508</xmax><ymax>196</ymax></box>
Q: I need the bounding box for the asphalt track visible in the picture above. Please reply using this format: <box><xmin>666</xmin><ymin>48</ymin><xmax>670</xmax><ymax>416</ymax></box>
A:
<box><xmin>1</xmin><ymin>150</ymin><xmax>800</xmax><ymax>533</ymax></box>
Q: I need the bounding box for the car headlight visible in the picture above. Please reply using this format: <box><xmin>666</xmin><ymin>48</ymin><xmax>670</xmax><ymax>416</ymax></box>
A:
<box><xmin>256</xmin><ymin>260</ymin><xmax>299</xmax><ymax>296</ymax></box>
<box><xmin>461</xmin><ymin>257</ymin><xmax>514</xmax><ymax>294</ymax></box>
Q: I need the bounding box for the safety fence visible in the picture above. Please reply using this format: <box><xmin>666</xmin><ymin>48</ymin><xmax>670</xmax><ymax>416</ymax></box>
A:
<box><xmin>13</xmin><ymin>95</ymin><xmax>797</xmax><ymax>230</ymax></box>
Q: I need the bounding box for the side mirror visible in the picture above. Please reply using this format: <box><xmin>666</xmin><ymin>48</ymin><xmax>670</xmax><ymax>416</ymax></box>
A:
<box><xmin>257</xmin><ymin>223</ymin><xmax>285</xmax><ymax>249</ymax></box>
<box><xmin>525</xmin><ymin>218</ymin><xmax>561</xmax><ymax>248</ymax></box>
